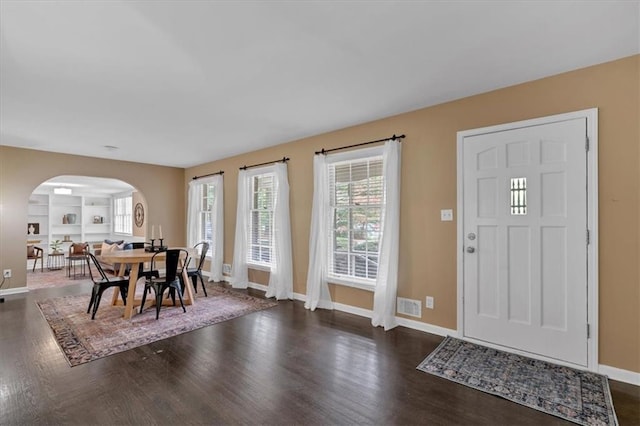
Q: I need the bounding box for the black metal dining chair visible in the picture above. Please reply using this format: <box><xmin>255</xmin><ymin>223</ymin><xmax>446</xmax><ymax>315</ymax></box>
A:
<box><xmin>129</xmin><ymin>242</ymin><xmax>159</xmax><ymax>281</ymax></box>
<box><xmin>85</xmin><ymin>252</ymin><xmax>129</xmax><ymax>320</ymax></box>
<box><xmin>139</xmin><ymin>249</ymin><xmax>189</xmax><ymax>320</ymax></box>
<box><xmin>184</xmin><ymin>241</ymin><xmax>210</xmax><ymax>297</ymax></box>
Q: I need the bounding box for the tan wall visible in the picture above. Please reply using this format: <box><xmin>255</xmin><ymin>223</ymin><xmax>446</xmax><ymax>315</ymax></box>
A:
<box><xmin>0</xmin><ymin>149</ymin><xmax>185</xmax><ymax>288</ymax></box>
<box><xmin>186</xmin><ymin>55</ymin><xmax>640</xmax><ymax>373</ymax></box>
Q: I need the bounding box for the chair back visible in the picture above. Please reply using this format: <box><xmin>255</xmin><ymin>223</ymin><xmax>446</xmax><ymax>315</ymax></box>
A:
<box><xmin>69</xmin><ymin>242</ymin><xmax>89</xmax><ymax>255</ymax></box>
<box><xmin>193</xmin><ymin>242</ymin><xmax>210</xmax><ymax>271</ymax></box>
<box><xmin>27</xmin><ymin>245</ymin><xmax>43</xmax><ymax>259</ymax></box>
<box><xmin>151</xmin><ymin>249</ymin><xmax>189</xmax><ymax>284</ymax></box>
<box><xmin>85</xmin><ymin>252</ymin><xmax>109</xmax><ymax>284</ymax></box>
<box><xmin>131</xmin><ymin>242</ymin><xmax>146</xmax><ymax>249</ymax></box>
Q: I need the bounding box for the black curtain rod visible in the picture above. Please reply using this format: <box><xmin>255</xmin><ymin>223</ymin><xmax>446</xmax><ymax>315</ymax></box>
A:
<box><xmin>240</xmin><ymin>157</ymin><xmax>290</xmax><ymax>171</ymax></box>
<box><xmin>192</xmin><ymin>170</ymin><xmax>224</xmax><ymax>180</ymax></box>
<box><xmin>315</xmin><ymin>134</ymin><xmax>405</xmax><ymax>155</ymax></box>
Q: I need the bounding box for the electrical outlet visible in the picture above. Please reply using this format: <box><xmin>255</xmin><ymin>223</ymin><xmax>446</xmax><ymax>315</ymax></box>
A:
<box><xmin>440</xmin><ymin>209</ymin><xmax>454</xmax><ymax>221</ymax></box>
<box><xmin>3</xmin><ymin>269</ymin><xmax>11</xmax><ymax>278</ymax></box>
<box><xmin>426</xmin><ymin>296</ymin><xmax>434</xmax><ymax>309</ymax></box>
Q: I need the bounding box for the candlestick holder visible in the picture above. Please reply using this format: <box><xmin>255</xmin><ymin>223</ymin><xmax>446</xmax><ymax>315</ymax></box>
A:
<box><xmin>145</xmin><ymin>238</ymin><xmax>167</xmax><ymax>252</ymax></box>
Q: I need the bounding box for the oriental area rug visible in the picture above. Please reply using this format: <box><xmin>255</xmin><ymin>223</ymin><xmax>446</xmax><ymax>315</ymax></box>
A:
<box><xmin>417</xmin><ymin>336</ymin><xmax>618</xmax><ymax>426</ymax></box>
<box><xmin>27</xmin><ymin>269</ymin><xmax>93</xmax><ymax>290</ymax></box>
<box><xmin>37</xmin><ymin>284</ymin><xmax>277</xmax><ymax>367</ymax></box>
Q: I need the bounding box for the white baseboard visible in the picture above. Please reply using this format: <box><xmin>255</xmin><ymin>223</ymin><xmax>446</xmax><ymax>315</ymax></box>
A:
<box><xmin>248</xmin><ymin>282</ymin><xmax>268</xmax><ymax>292</ymax></box>
<box><xmin>395</xmin><ymin>317</ymin><xmax>457</xmax><ymax>337</ymax></box>
<box><xmin>0</xmin><ymin>286</ymin><xmax>29</xmax><ymax>296</ymax></box>
<box><xmin>599</xmin><ymin>364</ymin><xmax>640</xmax><ymax>386</ymax></box>
<box><xmin>292</xmin><ymin>289</ymin><xmax>456</xmax><ymax>337</ymax></box>
<box><xmin>228</xmin><ymin>282</ymin><xmax>640</xmax><ymax>386</ymax></box>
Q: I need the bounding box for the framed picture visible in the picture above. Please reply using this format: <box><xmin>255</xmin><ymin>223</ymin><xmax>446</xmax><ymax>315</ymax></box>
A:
<box><xmin>93</xmin><ymin>216</ymin><xmax>103</xmax><ymax>224</ymax></box>
<box><xmin>27</xmin><ymin>223</ymin><xmax>40</xmax><ymax>235</ymax></box>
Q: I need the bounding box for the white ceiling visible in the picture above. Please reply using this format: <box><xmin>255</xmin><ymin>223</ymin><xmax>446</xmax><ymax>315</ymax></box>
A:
<box><xmin>1</xmin><ymin>1</ymin><xmax>639</xmax><ymax>168</ymax></box>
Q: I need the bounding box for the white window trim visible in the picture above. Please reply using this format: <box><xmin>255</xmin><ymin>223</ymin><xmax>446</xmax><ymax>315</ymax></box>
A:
<box><xmin>113</xmin><ymin>191</ymin><xmax>133</xmax><ymax>236</ymax></box>
<box><xmin>325</xmin><ymin>145</ymin><xmax>384</xmax><ymax>290</ymax></box>
<box><xmin>248</xmin><ymin>262</ymin><xmax>271</xmax><ymax>272</ymax></box>
<box><xmin>328</xmin><ymin>275</ymin><xmax>375</xmax><ymax>292</ymax></box>
<box><xmin>245</xmin><ymin>167</ymin><xmax>275</xmax><ymax>270</ymax></box>
<box><xmin>198</xmin><ymin>182</ymin><xmax>215</xmax><ymax>257</ymax></box>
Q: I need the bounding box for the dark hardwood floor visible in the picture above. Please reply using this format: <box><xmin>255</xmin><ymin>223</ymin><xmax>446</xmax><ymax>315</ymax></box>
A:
<box><xmin>1</xmin><ymin>281</ymin><xmax>638</xmax><ymax>425</ymax></box>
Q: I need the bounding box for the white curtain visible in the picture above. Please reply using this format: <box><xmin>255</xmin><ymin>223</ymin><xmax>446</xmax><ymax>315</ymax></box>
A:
<box><xmin>230</xmin><ymin>170</ymin><xmax>249</xmax><ymax>288</ymax></box>
<box><xmin>186</xmin><ymin>180</ymin><xmax>200</xmax><ymax>247</ymax></box>
<box><xmin>371</xmin><ymin>140</ymin><xmax>402</xmax><ymax>330</ymax></box>
<box><xmin>265</xmin><ymin>162</ymin><xmax>293</xmax><ymax>300</ymax></box>
<box><xmin>209</xmin><ymin>174</ymin><xmax>224</xmax><ymax>282</ymax></box>
<box><xmin>187</xmin><ymin>175</ymin><xmax>224</xmax><ymax>282</ymax></box>
<box><xmin>305</xmin><ymin>154</ymin><xmax>334</xmax><ymax>311</ymax></box>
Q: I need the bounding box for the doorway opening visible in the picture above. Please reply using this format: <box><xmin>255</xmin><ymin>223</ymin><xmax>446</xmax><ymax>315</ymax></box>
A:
<box><xmin>26</xmin><ymin>175</ymin><xmax>148</xmax><ymax>290</ymax></box>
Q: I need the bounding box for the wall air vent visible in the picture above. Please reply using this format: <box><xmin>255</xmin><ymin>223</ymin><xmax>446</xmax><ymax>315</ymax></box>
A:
<box><xmin>397</xmin><ymin>297</ymin><xmax>422</xmax><ymax>318</ymax></box>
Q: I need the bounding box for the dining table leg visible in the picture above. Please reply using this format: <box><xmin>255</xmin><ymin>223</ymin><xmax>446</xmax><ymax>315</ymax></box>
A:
<box><xmin>181</xmin><ymin>264</ymin><xmax>195</xmax><ymax>306</ymax></box>
<box><xmin>123</xmin><ymin>263</ymin><xmax>140</xmax><ymax>319</ymax></box>
<box><xmin>109</xmin><ymin>263</ymin><xmax>141</xmax><ymax>319</ymax></box>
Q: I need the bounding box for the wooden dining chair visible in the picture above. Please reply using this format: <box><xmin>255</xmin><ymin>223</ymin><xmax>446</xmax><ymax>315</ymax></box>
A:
<box><xmin>27</xmin><ymin>245</ymin><xmax>44</xmax><ymax>272</ymax></box>
<box><xmin>85</xmin><ymin>252</ymin><xmax>130</xmax><ymax>320</ymax></box>
<box><xmin>139</xmin><ymin>249</ymin><xmax>189</xmax><ymax>320</ymax></box>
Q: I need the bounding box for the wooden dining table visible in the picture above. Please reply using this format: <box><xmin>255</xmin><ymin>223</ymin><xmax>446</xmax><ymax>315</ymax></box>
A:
<box><xmin>100</xmin><ymin>248</ymin><xmax>196</xmax><ymax>319</ymax></box>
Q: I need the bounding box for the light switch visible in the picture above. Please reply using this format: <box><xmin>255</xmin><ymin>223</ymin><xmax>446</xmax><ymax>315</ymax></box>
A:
<box><xmin>441</xmin><ymin>209</ymin><xmax>454</xmax><ymax>221</ymax></box>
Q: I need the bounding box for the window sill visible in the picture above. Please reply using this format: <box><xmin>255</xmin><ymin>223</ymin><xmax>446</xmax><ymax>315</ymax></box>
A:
<box><xmin>327</xmin><ymin>275</ymin><xmax>376</xmax><ymax>292</ymax></box>
<box><xmin>248</xmin><ymin>262</ymin><xmax>271</xmax><ymax>272</ymax></box>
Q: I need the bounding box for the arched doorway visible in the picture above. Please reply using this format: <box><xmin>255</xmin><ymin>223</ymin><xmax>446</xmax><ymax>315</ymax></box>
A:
<box><xmin>27</xmin><ymin>175</ymin><xmax>147</xmax><ymax>289</ymax></box>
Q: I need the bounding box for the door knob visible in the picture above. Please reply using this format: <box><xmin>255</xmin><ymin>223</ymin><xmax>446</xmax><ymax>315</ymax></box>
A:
<box><xmin>466</xmin><ymin>246</ymin><xmax>475</xmax><ymax>253</ymax></box>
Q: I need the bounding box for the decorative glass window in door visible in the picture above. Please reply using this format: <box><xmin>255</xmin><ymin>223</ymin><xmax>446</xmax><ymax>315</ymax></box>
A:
<box><xmin>510</xmin><ymin>177</ymin><xmax>527</xmax><ymax>215</ymax></box>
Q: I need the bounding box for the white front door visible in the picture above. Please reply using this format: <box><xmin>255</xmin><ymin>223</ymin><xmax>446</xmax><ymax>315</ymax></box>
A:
<box><xmin>460</xmin><ymin>116</ymin><xmax>590</xmax><ymax>367</ymax></box>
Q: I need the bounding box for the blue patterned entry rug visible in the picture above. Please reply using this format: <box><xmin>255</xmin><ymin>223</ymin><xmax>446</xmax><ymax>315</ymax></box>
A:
<box><xmin>417</xmin><ymin>336</ymin><xmax>618</xmax><ymax>425</ymax></box>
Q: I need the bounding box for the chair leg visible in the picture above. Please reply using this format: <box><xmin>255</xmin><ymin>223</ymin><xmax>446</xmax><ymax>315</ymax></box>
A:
<box><xmin>154</xmin><ymin>287</ymin><xmax>163</xmax><ymax>320</ymax></box>
<box><xmin>190</xmin><ymin>275</ymin><xmax>198</xmax><ymax>294</ymax></box>
<box><xmin>119</xmin><ymin>286</ymin><xmax>128</xmax><ymax>305</ymax></box>
<box><xmin>87</xmin><ymin>285</ymin><xmax>98</xmax><ymax>314</ymax></box>
<box><xmin>140</xmin><ymin>286</ymin><xmax>149</xmax><ymax>314</ymax></box>
<box><xmin>178</xmin><ymin>275</ymin><xmax>186</xmax><ymax>296</ymax></box>
<box><xmin>174</xmin><ymin>283</ymin><xmax>186</xmax><ymax>313</ymax></box>
<box><xmin>92</xmin><ymin>290</ymin><xmax>104</xmax><ymax>320</ymax></box>
<box><xmin>168</xmin><ymin>287</ymin><xmax>176</xmax><ymax>306</ymax></box>
<box><xmin>198</xmin><ymin>272</ymin><xmax>207</xmax><ymax>297</ymax></box>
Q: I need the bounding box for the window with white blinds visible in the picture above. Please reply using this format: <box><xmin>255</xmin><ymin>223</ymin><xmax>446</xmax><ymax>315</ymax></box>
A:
<box><xmin>197</xmin><ymin>183</ymin><xmax>215</xmax><ymax>256</ymax></box>
<box><xmin>248</xmin><ymin>173</ymin><xmax>275</xmax><ymax>265</ymax></box>
<box><xmin>113</xmin><ymin>195</ymin><xmax>132</xmax><ymax>235</ymax></box>
<box><xmin>328</xmin><ymin>155</ymin><xmax>384</xmax><ymax>282</ymax></box>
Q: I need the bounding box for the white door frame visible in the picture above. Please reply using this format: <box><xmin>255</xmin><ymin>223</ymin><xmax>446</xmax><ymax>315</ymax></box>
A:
<box><xmin>456</xmin><ymin>108</ymin><xmax>599</xmax><ymax>371</ymax></box>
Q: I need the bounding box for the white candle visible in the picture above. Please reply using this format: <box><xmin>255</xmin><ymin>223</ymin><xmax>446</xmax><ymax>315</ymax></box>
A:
<box><xmin>159</xmin><ymin>226</ymin><xmax>163</xmax><ymax>239</ymax></box>
<box><xmin>151</xmin><ymin>225</ymin><xmax>155</xmax><ymax>240</ymax></box>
